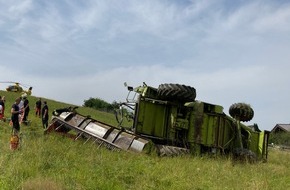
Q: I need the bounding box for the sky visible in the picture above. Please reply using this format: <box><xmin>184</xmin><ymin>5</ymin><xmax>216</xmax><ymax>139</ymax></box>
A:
<box><xmin>0</xmin><ymin>0</ymin><xmax>290</xmax><ymax>131</ymax></box>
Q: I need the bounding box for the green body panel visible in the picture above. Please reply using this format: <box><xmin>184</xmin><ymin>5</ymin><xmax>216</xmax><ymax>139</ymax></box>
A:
<box><xmin>186</xmin><ymin>102</ymin><xmax>236</xmax><ymax>153</ymax></box>
<box><xmin>135</xmin><ymin>98</ymin><xmax>168</xmax><ymax>138</ymax></box>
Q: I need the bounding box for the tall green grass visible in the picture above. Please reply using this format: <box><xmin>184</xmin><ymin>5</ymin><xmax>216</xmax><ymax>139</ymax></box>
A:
<box><xmin>0</xmin><ymin>91</ymin><xmax>289</xmax><ymax>190</ymax></box>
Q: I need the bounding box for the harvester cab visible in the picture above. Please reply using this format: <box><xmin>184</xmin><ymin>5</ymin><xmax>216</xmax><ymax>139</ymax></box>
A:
<box><xmin>124</xmin><ymin>82</ymin><xmax>154</xmax><ymax>103</ymax></box>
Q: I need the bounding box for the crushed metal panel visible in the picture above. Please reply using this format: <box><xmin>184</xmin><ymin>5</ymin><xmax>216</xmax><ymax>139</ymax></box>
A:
<box><xmin>84</xmin><ymin>122</ymin><xmax>111</xmax><ymax>138</ymax></box>
<box><xmin>59</xmin><ymin>112</ymin><xmax>72</xmax><ymax>120</ymax></box>
<box><xmin>113</xmin><ymin>132</ymin><xmax>136</xmax><ymax>150</ymax></box>
<box><xmin>105</xmin><ymin>129</ymin><xmax>120</xmax><ymax>143</ymax></box>
<box><xmin>129</xmin><ymin>138</ymin><xmax>150</xmax><ymax>152</ymax></box>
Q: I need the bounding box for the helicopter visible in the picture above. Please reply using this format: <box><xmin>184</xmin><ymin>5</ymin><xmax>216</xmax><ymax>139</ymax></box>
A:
<box><xmin>0</xmin><ymin>82</ymin><xmax>33</xmax><ymax>95</ymax></box>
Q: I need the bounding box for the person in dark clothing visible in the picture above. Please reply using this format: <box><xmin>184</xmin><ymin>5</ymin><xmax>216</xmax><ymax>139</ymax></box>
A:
<box><xmin>0</xmin><ymin>96</ymin><xmax>4</xmax><ymax>120</ymax></box>
<box><xmin>11</xmin><ymin>97</ymin><xmax>22</xmax><ymax>135</ymax></box>
<box><xmin>2</xmin><ymin>96</ymin><xmax>5</xmax><ymax>112</ymax></box>
<box><xmin>42</xmin><ymin>101</ymin><xmax>49</xmax><ymax>129</ymax></box>
<box><xmin>35</xmin><ymin>98</ymin><xmax>42</xmax><ymax>117</ymax></box>
<box><xmin>22</xmin><ymin>94</ymin><xmax>30</xmax><ymax>124</ymax></box>
<box><xmin>0</xmin><ymin>96</ymin><xmax>3</xmax><ymax>108</ymax></box>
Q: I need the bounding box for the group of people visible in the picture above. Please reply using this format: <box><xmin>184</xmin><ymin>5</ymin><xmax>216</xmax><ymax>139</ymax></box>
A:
<box><xmin>8</xmin><ymin>94</ymin><xmax>49</xmax><ymax>135</ymax></box>
<box><xmin>35</xmin><ymin>97</ymin><xmax>49</xmax><ymax>129</ymax></box>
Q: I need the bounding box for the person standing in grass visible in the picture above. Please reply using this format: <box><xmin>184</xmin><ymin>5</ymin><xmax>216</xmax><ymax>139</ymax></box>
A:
<box><xmin>11</xmin><ymin>97</ymin><xmax>22</xmax><ymax>135</ymax></box>
<box><xmin>42</xmin><ymin>101</ymin><xmax>49</xmax><ymax>129</ymax></box>
<box><xmin>0</xmin><ymin>103</ymin><xmax>3</xmax><ymax>120</ymax></box>
<box><xmin>22</xmin><ymin>94</ymin><xmax>30</xmax><ymax>124</ymax></box>
<box><xmin>0</xmin><ymin>96</ymin><xmax>4</xmax><ymax>120</ymax></box>
<box><xmin>35</xmin><ymin>98</ymin><xmax>42</xmax><ymax>117</ymax></box>
<box><xmin>18</xmin><ymin>96</ymin><xmax>24</xmax><ymax>123</ymax></box>
<box><xmin>2</xmin><ymin>96</ymin><xmax>5</xmax><ymax>113</ymax></box>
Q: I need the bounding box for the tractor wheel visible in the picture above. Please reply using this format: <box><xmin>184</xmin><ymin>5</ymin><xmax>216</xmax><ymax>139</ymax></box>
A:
<box><xmin>229</xmin><ymin>103</ymin><xmax>254</xmax><ymax>122</ymax></box>
<box><xmin>157</xmin><ymin>83</ymin><xmax>196</xmax><ymax>102</ymax></box>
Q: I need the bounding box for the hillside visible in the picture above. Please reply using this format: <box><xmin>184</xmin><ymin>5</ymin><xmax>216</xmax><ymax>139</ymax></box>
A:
<box><xmin>0</xmin><ymin>90</ymin><xmax>121</xmax><ymax>126</ymax></box>
<box><xmin>0</xmin><ymin>90</ymin><xmax>290</xmax><ymax>190</ymax></box>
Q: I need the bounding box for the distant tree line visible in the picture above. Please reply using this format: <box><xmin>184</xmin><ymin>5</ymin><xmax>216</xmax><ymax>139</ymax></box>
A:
<box><xmin>83</xmin><ymin>97</ymin><xmax>119</xmax><ymax>112</ymax></box>
<box><xmin>83</xmin><ymin>97</ymin><xmax>134</xmax><ymax>124</ymax></box>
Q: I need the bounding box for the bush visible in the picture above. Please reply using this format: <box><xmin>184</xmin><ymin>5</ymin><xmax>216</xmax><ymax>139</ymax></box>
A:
<box><xmin>269</xmin><ymin>132</ymin><xmax>290</xmax><ymax>146</ymax></box>
<box><xmin>83</xmin><ymin>98</ymin><xmax>119</xmax><ymax>112</ymax></box>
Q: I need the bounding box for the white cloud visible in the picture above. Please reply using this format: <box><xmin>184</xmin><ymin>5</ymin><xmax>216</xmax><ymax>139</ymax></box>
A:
<box><xmin>1</xmin><ymin>0</ymin><xmax>290</xmax><ymax>131</ymax></box>
<box><xmin>253</xmin><ymin>4</ymin><xmax>290</xmax><ymax>33</ymax></box>
<box><xmin>7</xmin><ymin>0</ymin><xmax>33</xmax><ymax>18</ymax></box>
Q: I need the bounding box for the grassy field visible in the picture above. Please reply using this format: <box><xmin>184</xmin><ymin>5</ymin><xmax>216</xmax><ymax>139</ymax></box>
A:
<box><xmin>0</xmin><ymin>91</ymin><xmax>289</xmax><ymax>190</ymax></box>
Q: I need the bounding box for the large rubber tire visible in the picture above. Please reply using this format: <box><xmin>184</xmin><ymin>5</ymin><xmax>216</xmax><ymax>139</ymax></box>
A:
<box><xmin>229</xmin><ymin>103</ymin><xmax>254</xmax><ymax>122</ymax></box>
<box><xmin>157</xmin><ymin>83</ymin><xmax>196</xmax><ymax>102</ymax></box>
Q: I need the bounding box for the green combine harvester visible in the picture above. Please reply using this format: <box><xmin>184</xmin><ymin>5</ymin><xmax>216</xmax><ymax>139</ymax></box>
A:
<box><xmin>46</xmin><ymin>83</ymin><xmax>270</xmax><ymax>162</ymax></box>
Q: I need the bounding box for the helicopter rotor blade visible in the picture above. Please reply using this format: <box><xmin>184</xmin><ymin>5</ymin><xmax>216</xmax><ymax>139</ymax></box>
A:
<box><xmin>0</xmin><ymin>81</ymin><xmax>32</xmax><ymax>88</ymax></box>
<box><xmin>0</xmin><ymin>81</ymin><xmax>17</xmax><ymax>84</ymax></box>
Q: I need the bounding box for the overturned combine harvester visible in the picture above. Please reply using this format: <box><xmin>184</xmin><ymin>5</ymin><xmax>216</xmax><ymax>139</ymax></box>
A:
<box><xmin>45</xmin><ymin>83</ymin><xmax>270</xmax><ymax>161</ymax></box>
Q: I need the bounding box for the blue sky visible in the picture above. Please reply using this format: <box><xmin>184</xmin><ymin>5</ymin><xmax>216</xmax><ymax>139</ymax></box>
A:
<box><xmin>1</xmin><ymin>0</ymin><xmax>290</xmax><ymax>130</ymax></box>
